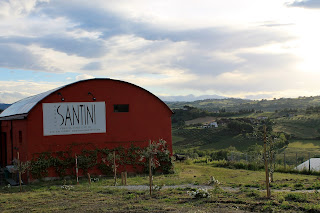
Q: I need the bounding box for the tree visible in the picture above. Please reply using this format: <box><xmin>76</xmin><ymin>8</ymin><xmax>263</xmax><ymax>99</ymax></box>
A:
<box><xmin>138</xmin><ymin>139</ymin><xmax>170</xmax><ymax>195</ymax></box>
<box><xmin>13</xmin><ymin>152</ymin><xmax>30</xmax><ymax>192</ymax></box>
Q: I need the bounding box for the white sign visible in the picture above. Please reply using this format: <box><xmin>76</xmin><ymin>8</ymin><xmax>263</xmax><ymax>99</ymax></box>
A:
<box><xmin>43</xmin><ymin>102</ymin><xmax>106</xmax><ymax>136</ymax></box>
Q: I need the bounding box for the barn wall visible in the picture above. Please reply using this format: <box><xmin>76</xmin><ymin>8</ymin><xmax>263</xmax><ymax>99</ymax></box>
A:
<box><xmin>26</xmin><ymin>79</ymin><xmax>172</xmax><ymax>165</ymax></box>
<box><xmin>0</xmin><ymin>120</ymin><xmax>28</xmax><ymax>166</ymax></box>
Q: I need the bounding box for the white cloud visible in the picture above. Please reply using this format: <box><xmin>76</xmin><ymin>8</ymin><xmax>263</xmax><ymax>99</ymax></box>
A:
<box><xmin>0</xmin><ymin>80</ymin><xmax>62</xmax><ymax>103</ymax></box>
<box><xmin>0</xmin><ymin>0</ymin><xmax>44</xmax><ymax>18</ymax></box>
<box><xmin>75</xmin><ymin>74</ymin><xmax>95</xmax><ymax>81</ymax></box>
<box><xmin>0</xmin><ymin>0</ymin><xmax>320</xmax><ymax>100</ymax></box>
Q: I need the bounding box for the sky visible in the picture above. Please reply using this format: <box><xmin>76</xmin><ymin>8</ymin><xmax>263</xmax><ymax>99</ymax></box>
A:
<box><xmin>0</xmin><ymin>0</ymin><xmax>320</xmax><ymax>103</ymax></box>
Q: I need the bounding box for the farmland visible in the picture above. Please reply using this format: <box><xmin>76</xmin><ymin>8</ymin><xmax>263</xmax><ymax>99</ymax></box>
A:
<box><xmin>2</xmin><ymin>95</ymin><xmax>320</xmax><ymax>212</ymax></box>
<box><xmin>171</xmin><ymin>98</ymin><xmax>320</xmax><ymax>162</ymax></box>
<box><xmin>1</xmin><ymin>162</ymin><xmax>320</xmax><ymax>212</ymax></box>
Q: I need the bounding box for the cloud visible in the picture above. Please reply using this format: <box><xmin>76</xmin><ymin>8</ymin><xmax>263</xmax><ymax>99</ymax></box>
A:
<box><xmin>0</xmin><ymin>80</ymin><xmax>62</xmax><ymax>103</ymax></box>
<box><xmin>37</xmin><ymin>0</ymin><xmax>130</xmax><ymax>36</ymax></box>
<box><xmin>75</xmin><ymin>74</ymin><xmax>95</xmax><ymax>81</ymax></box>
<box><xmin>0</xmin><ymin>43</ymin><xmax>49</xmax><ymax>71</ymax></box>
<box><xmin>82</xmin><ymin>62</ymin><xmax>102</xmax><ymax>70</ymax></box>
<box><xmin>0</xmin><ymin>0</ymin><xmax>48</xmax><ymax>18</ymax></box>
<box><xmin>0</xmin><ymin>91</ymin><xmax>31</xmax><ymax>104</ymax></box>
<box><xmin>258</xmin><ymin>21</ymin><xmax>295</xmax><ymax>27</ymax></box>
<box><xmin>0</xmin><ymin>0</ymin><xmax>295</xmax><ymax>77</ymax></box>
<box><xmin>287</xmin><ymin>0</ymin><xmax>320</xmax><ymax>9</ymax></box>
<box><xmin>0</xmin><ymin>0</ymin><xmax>317</xmax><ymax>100</ymax></box>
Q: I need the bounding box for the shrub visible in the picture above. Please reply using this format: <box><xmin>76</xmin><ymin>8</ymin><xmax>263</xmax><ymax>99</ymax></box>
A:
<box><xmin>184</xmin><ymin>159</ymin><xmax>194</xmax><ymax>165</ymax></box>
<box><xmin>187</xmin><ymin>188</ymin><xmax>211</xmax><ymax>199</ymax></box>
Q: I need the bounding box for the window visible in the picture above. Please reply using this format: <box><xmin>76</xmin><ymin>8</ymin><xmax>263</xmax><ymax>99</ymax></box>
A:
<box><xmin>114</xmin><ymin>104</ymin><xmax>129</xmax><ymax>112</ymax></box>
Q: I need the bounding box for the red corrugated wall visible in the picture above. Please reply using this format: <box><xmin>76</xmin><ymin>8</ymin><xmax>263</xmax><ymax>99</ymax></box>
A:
<box><xmin>2</xmin><ymin>79</ymin><xmax>172</xmax><ymax>179</ymax></box>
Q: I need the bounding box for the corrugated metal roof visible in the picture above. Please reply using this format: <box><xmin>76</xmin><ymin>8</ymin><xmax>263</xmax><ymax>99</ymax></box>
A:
<box><xmin>0</xmin><ymin>87</ymin><xmax>62</xmax><ymax>120</ymax></box>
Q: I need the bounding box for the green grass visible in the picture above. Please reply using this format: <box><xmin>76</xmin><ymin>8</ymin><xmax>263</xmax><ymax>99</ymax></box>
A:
<box><xmin>1</xmin><ymin>163</ymin><xmax>320</xmax><ymax>212</ymax></box>
<box><xmin>200</xmin><ymin>135</ymin><xmax>261</xmax><ymax>151</ymax></box>
<box><xmin>273</xmin><ymin>139</ymin><xmax>320</xmax><ymax>166</ymax></box>
<box><xmin>172</xmin><ymin>135</ymin><xmax>185</xmax><ymax>144</ymax></box>
<box><xmin>172</xmin><ymin>127</ymin><xmax>261</xmax><ymax>151</ymax></box>
<box><xmin>288</xmin><ymin>140</ymin><xmax>320</xmax><ymax>149</ymax></box>
<box><xmin>274</xmin><ymin>114</ymin><xmax>320</xmax><ymax>139</ymax></box>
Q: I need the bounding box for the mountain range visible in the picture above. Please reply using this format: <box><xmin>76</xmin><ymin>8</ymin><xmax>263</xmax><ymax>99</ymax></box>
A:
<box><xmin>159</xmin><ymin>94</ymin><xmax>226</xmax><ymax>102</ymax></box>
<box><xmin>0</xmin><ymin>103</ymin><xmax>11</xmax><ymax>111</ymax></box>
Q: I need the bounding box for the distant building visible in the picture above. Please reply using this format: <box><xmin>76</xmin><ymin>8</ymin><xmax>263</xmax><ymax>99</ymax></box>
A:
<box><xmin>257</xmin><ymin>116</ymin><xmax>268</xmax><ymax>120</ymax></box>
<box><xmin>295</xmin><ymin>158</ymin><xmax>320</xmax><ymax>172</ymax></box>
<box><xmin>202</xmin><ymin>122</ymin><xmax>218</xmax><ymax>128</ymax></box>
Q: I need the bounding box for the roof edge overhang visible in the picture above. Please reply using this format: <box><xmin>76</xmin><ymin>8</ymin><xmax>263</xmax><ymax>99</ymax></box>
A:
<box><xmin>0</xmin><ymin>113</ymin><xmax>28</xmax><ymax>121</ymax></box>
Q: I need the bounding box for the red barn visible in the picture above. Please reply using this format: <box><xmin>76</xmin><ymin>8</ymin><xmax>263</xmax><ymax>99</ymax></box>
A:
<box><xmin>0</xmin><ymin>78</ymin><xmax>173</xmax><ymax>180</ymax></box>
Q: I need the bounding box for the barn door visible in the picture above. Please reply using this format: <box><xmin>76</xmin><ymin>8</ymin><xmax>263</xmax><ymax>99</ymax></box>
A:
<box><xmin>0</xmin><ymin>133</ymin><xmax>7</xmax><ymax>167</ymax></box>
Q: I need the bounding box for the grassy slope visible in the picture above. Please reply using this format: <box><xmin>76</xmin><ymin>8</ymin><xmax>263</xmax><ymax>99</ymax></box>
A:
<box><xmin>173</xmin><ymin>111</ymin><xmax>320</xmax><ymax>153</ymax></box>
<box><xmin>185</xmin><ymin>116</ymin><xmax>216</xmax><ymax>125</ymax></box>
<box><xmin>274</xmin><ymin>139</ymin><xmax>320</xmax><ymax>166</ymax></box>
<box><xmin>274</xmin><ymin>114</ymin><xmax>320</xmax><ymax>139</ymax></box>
<box><xmin>172</xmin><ymin>127</ymin><xmax>261</xmax><ymax>151</ymax></box>
<box><xmin>167</xmin><ymin>96</ymin><xmax>320</xmax><ymax>112</ymax></box>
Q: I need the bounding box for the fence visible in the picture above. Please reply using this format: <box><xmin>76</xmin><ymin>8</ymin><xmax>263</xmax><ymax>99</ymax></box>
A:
<box><xmin>226</xmin><ymin>151</ymin><xmax>319</xmax><ymax>172</ymax></box>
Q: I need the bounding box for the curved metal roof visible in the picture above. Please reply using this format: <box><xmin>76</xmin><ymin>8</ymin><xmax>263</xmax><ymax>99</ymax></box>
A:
<box><xmin>0</xmin><ymin>78</ymin><xmax>172</xmax><ymax>120</ymax></box>
<box><xmin>0</xmin><ymin>87</ymin><xmax>63</xmax><ymax>120</ymax></box>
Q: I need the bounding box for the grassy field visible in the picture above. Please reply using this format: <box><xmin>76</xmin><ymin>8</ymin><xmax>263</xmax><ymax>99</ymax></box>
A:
<box><xmin>1</xmin><ymin>163</ymin><xmax>320</xmax><ymax>212</ymax></box>
<box><xmin>274</xmin><ymin>139</ymin><xmax>320</xmax><ymax>167</ymax></box>
<box><xmin>173</xmin><ymin>110</ymin><xmax>320</xmax><ymax>154</ymax></box>
<box><xmin>185</xmin><ymin>116</ymin><xmax>216</xmax><ymax>125</ymax></box>
<box><xmin>172</xmin><ymin>128</ymin><xmax>261</xmax><ymax>151</ymax></box>
<box><xmin>273</xmin><ymin>114</ymin><xmax>320</xmax><ymax>139</ymax></box>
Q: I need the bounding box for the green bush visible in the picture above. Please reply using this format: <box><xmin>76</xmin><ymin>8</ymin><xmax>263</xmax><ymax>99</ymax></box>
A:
<box><xmin>30</xmin><ymin>141</ymin><xmax>173</xmax><ymax>179</ymax></box>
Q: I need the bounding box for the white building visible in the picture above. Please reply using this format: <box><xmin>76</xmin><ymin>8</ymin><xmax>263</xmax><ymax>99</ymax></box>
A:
<box><xmin>202</xmin><ymin>122</ymin><xmax>218</xmax><ymax>128</ymax></box>
<box><xmin>295</xmin><ymin>158</ymin><xmax>320</xmax><ymax>172</ymax></box>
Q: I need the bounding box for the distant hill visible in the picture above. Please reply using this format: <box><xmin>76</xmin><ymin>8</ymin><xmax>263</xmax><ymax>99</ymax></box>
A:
<box><xmin>0</xmin><ymin>103</ymin><xmax>10</xmax><ymax>111</ymax></box>
<box><xmin>167</xmin><ymin>96</ymin><xmax>320</xmax><ymax>112</ymax></box>
<box><xmin>160</xmin><ymin>94</ymin><xmax>226</xmax><ymax>102</ymax></box>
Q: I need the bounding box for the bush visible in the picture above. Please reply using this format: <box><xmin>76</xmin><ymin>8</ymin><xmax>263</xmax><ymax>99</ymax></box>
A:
<box><xmin>185</xmin><ymin>159</ymin><xmax>194</xmax><ymax>165</ymax></box>
<box><xmin>187</xmin><ymin>188</ymin><xmax>211</xmax><ymax>198</ymax></box>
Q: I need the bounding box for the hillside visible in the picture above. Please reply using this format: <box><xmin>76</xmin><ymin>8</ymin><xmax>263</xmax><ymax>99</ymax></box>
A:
<box><xmin>167</xmin><ymin>95</ymin><xmax>320</xmax><ymax>112</ymax></box>
<box><xmin>0</xmin><ymin>103</ymin><xmax>10</xmax><ymax>111</ymax></box>
<box><xmin>170</xmin><ymin>98</ymin><xmax>320</xmax><ymax>162</ymax></box>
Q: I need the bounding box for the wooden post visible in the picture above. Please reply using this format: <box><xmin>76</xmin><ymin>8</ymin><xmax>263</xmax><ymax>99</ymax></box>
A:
<box><xmin>263</xmin><ymin>125</ymin><xmax>271</xmax><ymax>198</ymax></box>
<box><xmin>17</xmin><ymin>152</ymin><xmax>22</xmax><ymax>192</ymax></box>
<box><xmin>309</xmin><ymin>152</ymin><xmax>311</xmax><ymax>172</ymax></box>
<box><xmin>75</xmin><ymin>154</ymin><xmax>79</xmax><ymax>184</ymax></box>
<box><xmin>273</xmin><ymin>152</ymin><xmax>276</xmax><ymax>180</ymax></box>
<box><xmin>87</xmin><ymin>173</ymin><xmax>91</xmax><ymax>185</ymax></box>
<box><xmin>121</xmin><ymin>172</ymin><xmax>124</xmax><ymax>185</ymax></box>
<box><xmin>284</xmin><ymin>152</ymin><xmax>286</xmax><ymax>170</ymax></box>
<box><xmin>124</xmin><ymin>171</ymin><xmax>127</xmax><ymax>186</ymax></box>
<box><xmin>113</xmin><ymin>151</ymin><xmax>117</xmax><ymax>186</ymax></box>
<box><xmin>149</xmin><ymin>141</ymin><xmax>152</xmax><ymax>196</ymax></box>
<box><xmin>270</xmin><ymin>146</ymin><xmax>274</xmax><ymax>183</ymax></box>
<box><xmin>296</xmin><ymin>152</ymin><xmax>298</xmax><ymax>168</ymax></box>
